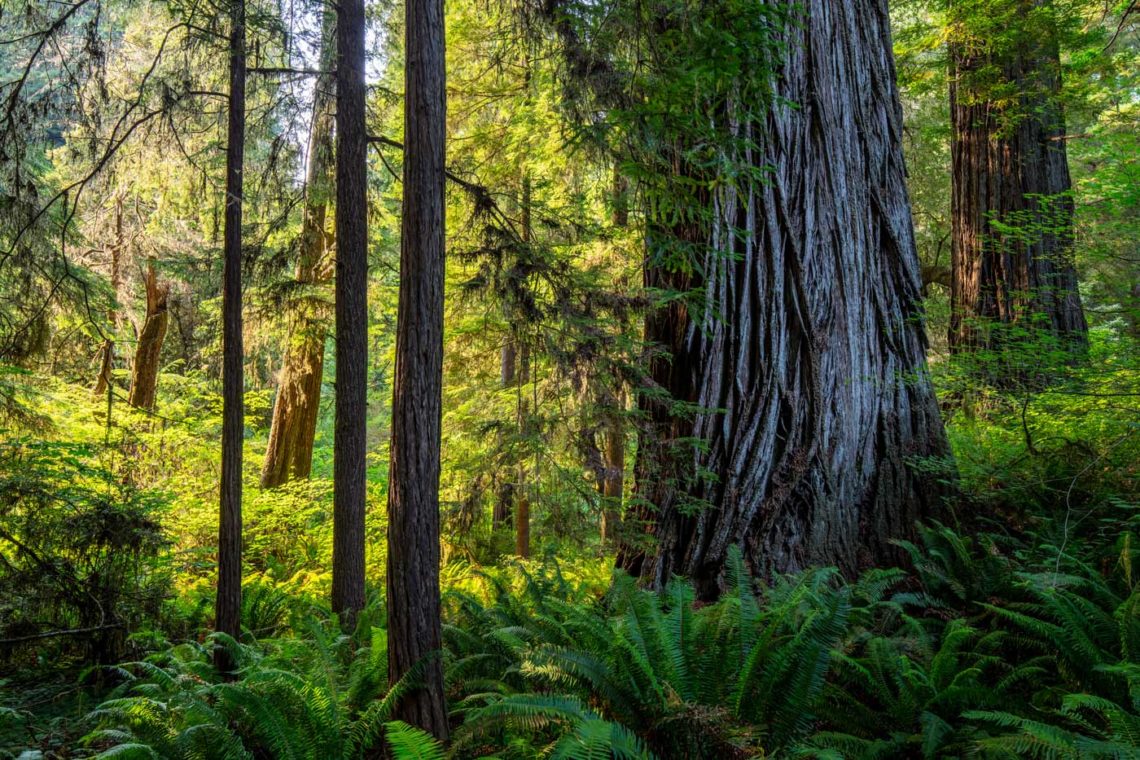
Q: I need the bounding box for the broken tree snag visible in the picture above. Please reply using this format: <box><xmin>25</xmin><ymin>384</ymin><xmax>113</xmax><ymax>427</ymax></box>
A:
<box><xmin>127</xmin><ymin>260</ymin><xmax>169</xmax><ymax>410</ymax></box>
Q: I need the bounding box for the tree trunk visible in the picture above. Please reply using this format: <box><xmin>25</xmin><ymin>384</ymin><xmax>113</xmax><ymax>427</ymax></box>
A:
<box><xmin>386</xmin><ymin>0</ymin><xmax>449</xmax><ymax>737</ymax></box>
<box><xmin>621</xmin><ymin>0</ymin><xmax>950</xmax><ymax>600</ymax></box>
<box><xmin>601</xmin><ymin>165</ymin><xmax>629</xmax><ymax>548</ymax></box>
<box><xmin>948</xmin><ymin>0</ymin><xmax>1087</xmax><ymax>362</ymax></box>
<box><xmin>261</xmin><ymin>13</ymin><xmax>335</xmax><ymax>488</ymax></box>
<box><xmin>514</xmin><ymin>492</ymin><xmax>530</xmax><ymax>558</ymax></box>
<box><xmin>493</xmin><ymin>339</ymin><xmax>516</xmax><ymax>530</ymax></box>
<box><xmin>215</xmin><ymin>0</ymin><xmax>245</xmax><ymax>675</ymax></box>
<box><xmin>93</xmin><ymin>196</ymin><xmax>125</xmax><ymax>399</ymax></box>
<box><xmin>332</xmin><ymin>0</ymin><xmax>368</xmax><ymax>624</ymax></box>
<box><xmin>127</xmin><ymin>260</ymin><xmax>169</xmax><ymax>410</ymax></box>
<box><xmin>599</xmin><ymin>391</ymin><xmax>624</xmax><ymax>547</ymax></box>
<box><xmin>512</xmin><ymin>175</ymin><xmax>532</xmax><ymax>558</ymax></box>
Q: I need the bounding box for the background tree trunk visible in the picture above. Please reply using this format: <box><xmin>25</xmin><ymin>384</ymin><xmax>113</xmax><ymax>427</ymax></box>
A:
<box><xmin>261</xmin><ymin>13</ymin><xmax>335</xmax><ymax>489</ymax></box>
<box><xmin>386</xmin><ymin>0</ymin><xmax>449</xmax><ymax>736</ymax></box>
<box><xmin>127</xmin><ymin>259</ymin><xmax>169</xmax><ymax>410</ymax></box>
<box><xmin>493</xmin><ymin>338</ymin><xmax>516</xmax><ymax>530</ymax></box>
<box><xmin>93</xmin><ymin>196</ymin><xmax>125</xmax><ymax>398</ymax></box>
<box><xmin>331</xmin><ymin>0</ymin><xmax>367</xmax><ymax>624</ymax></box>
<box><xmin>215</xmin><ymin>0</ymin><xmax>245</xmax><ymax>674</ymax></box>
<box><xmin>948</xmin><ymin>0</ymin><xmax>1088</xmax><ymax>361</ymax></box>
<box><xmin>512</xmin><ymin>174</ymin><xmax>532</xmax><ymax>558</ymax></box>
<box><xmin>600</xmin><ymin>165</ymin><xmax>629</xmax><ymax>548</ymax></box>
<box><xmin>622</xmin><ymin>0</ymin><xmax>950</xmax><ymax>599</ymax></box>
<box><xmin>599</xmin><ymin>390</ymin><xmax>624</xmax><ymax>547</ymax></box>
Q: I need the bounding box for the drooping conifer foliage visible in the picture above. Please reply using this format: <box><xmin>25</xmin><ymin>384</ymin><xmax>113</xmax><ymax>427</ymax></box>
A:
<box><xmin>0</xmin><ymin>0</ymin><xmax>1136</xmax><ymax>754</ymax></box>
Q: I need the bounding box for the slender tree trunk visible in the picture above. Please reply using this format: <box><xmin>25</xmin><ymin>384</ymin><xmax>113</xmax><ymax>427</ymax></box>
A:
<box><xmin>386</xmin><ymin>0</ymin><xmax>449</xmax><ymax>736</ymax></box>
<box><xmin>332</xmin><ymin>0</ymin><xmax>367</xmax><ymax>623</ymax></box>
<box><xmin>1129</xmin><ymin>282</ymin><xmax>1140</xmax><ymax>339</ymax></box>
<box><xmin>514</xmin><ymin>491</ymin><xmax>530</xmax><ymax>558</ymax></box>
<box><xmin>621</xmin><ymin>0</ymin><xmax>950</xmax><ymax>600</ymax></box>
<box><xmin>261</xmin><ymin>13</ymin><xmax>335</xmax><ymax>488</ymax></box>
<box><xmin>493</xmin><ymin>338</ymin><xmax>516</xmax><ymax>530</ymax></box>
<box><xmin>512</xmin><ymin>175</ymin><xmax>532</xmax><ymax>558</ymax></box>
<box><xmin>601</xmin><ymin>166</ymin><xmax>629</xmax><ymax>548</ymax></box>
<box><xmin>599</xmin><ymin>389</ymin><xmax>624</xmax><ymax>547</ymax></box>
<box><xmin>93</xmin><ymin>196</ymin><xmax>125</xmax><ymax>398</ymax></box>
<box><xmin>127</xmin><ymin>260</ymin><xmax>169</xmax><ymax>410</ymax></box>
<box><xmin>215</xmin><ymin>0</ymin><xmax>245</xmax><ymax>674</ymax></box>
<box><xmin>948</xmin><ymin>0</ymin><xmax>1087</xmax><ymax>366</ymax></box>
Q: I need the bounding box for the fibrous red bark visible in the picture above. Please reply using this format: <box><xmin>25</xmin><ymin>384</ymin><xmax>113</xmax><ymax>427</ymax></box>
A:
<box><xmin>622</xmin><ymin>0</ymin><xmax>950</xmax><ymax>599</ymax></box>
<box><xmin>949</xmin><ymin>0</ymin><xmax>1087</xmax><ymax>360</ymax></box>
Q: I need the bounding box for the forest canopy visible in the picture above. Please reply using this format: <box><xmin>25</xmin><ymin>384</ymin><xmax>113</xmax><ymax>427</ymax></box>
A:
<box><xmin>0</xmin><ymin>0</ymin><xmax>1137</xmax><ymax>757</ymax></box>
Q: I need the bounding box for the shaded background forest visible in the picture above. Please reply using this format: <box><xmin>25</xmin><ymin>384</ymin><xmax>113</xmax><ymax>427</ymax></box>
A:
<box><xmin>0</xmin><ymin>0</ymin><xmax>1138</xmax><ymax>756</ymax></box>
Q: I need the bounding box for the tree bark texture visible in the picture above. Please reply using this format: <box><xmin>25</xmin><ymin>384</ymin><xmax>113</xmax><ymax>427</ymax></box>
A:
<box><xmin>127</xmin><ymin>260</ymin><xmax>169</xmax><ymax>410</ymax></box>
<box><xmin>622</xmin><ymin>0</ymin><xmax>950</xmax><ymax>600</ymax></box>
<box><xmin>386</xmin><ymin>0</ymin><xmax>449</xmax><ymax>737</ymax></box>
<box><xmin>215</xmin><ymin>0</ymin><xmax>245</xmax><ymax>674</ymax></box>
<box><xmin>331</xmin><ymin>0</ymin><xmax>367</xmax><ymax>622</ymax></box>
<box><xmin>949</xmin><ymin>1</ymin><xmax>1087</xmax><ymax>356</ymax></box>
<box><xmin>261</xmin><ymin>13</ymin><xmax>335</xmax><ymax>489</ymax></box>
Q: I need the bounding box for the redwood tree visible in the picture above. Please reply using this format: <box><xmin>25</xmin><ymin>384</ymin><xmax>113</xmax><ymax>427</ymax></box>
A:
<box><xmin>386</xmin><ymin>0</ymin><xmax>449</xmax><ymax>736</ymax></box>
<box><xmin>332</xmin><ymin>0</ymin><xmax>367</xmax><ymax>622</ymax></box>
<box><xmin>261</xmin><ymin>13</ymin><xmax>335</xmax><ymax>488</ymax></box>
<box><xmin>619</xmin><ymin>0</ymin><xmax>950</xmax><ymax>598</ymax></box>
<box><xmin>215</xmin><ymin>0</ymin><xmax>245</xmax><ymax>673</ymax></box>
<box><xmin>948</xmin><ymin>0</ymin><xmax>1088</xmax><ymax>360</ymax></box>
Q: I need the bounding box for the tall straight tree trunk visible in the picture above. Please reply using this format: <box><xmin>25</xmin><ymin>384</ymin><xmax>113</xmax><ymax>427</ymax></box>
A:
<box><xmin>332</xmin><ymin>0</ymin><xmax>367</xmax><ymax>622</ymax></box>
<box><xmin>93</xmin><ymin>196</ymin><xmax>125</xmax><ymax>398</ymax></box>
<box><xmin>215</xmin><ymin>0</ymin><xmax>245</xmax><ymax>674</ymax></box>
<box><xmin>261</xmin><ymin>12</ymin><xmax>336</xmax><ymax>488</ymax></box>
<box><xmin>600</xmin><ymin>166</ymin><xmax>629</xmax><ymax>548</ymax></box>
<box><xmin>599</xmin><ymin>389</ymin><xmax>624</xmax><ymax>547</ymax></box>
<box><xmin>386</xmin><ymin>0</ymin><xmax>449</xmax><ymax>737</ymax></box>
<box><xmin>622</xmin><ymin>0</ymin><xmax>950</xmax><ymax>600</ymax></box>
<box><xmin>948</xmin><ymin>0</ymin><xmax>1087</xmax><ymax>362</ymax></box>
<box><xmin>493</xmin><ymin>338</ymin><xmax>516</xmax><ymax>530</ymax></box>
<box><xmin>513</xmin><ymin>174</ymin><xmax>532</xmax><ymax>559</ymax></box>
<box><xmin>127</xmin><ymin>259</ymin><xmax>169</xmax><ymax>410</ymax></box>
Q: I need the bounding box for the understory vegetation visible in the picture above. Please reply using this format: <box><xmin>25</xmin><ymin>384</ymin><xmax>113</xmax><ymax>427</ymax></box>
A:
<box><xmin>2</xmin><ymin>346</ymin><xmax>1138</xmax><ymax>757</ymax></box>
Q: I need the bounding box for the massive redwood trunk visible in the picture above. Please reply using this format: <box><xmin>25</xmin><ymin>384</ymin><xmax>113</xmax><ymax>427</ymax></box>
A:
<box><xmin>215</xmin><ymin>0</ymin><xmax>245</xmax><ymax>674</ymax></box>
<box><xmin>386</xmin><ymin>0</ymin><xmax>449</xmax><ymax>736</ymax></box>
<box><xmin>127</xmin><ymin>260</ymin><xmax>169</xmax><ymax>410</ymax></box>
<box><xmin>622</xmin><ymin>0</ymin><xmax>950</xmax><ymax>599</ymax></box>
<box><xmin>948</xmin><ymin>0</ymin><xmax>1087</xmax><ymax>360</ymax></box>
<box><xmin>261</xmin><ymin>13</ymin><xmax>335</xmax><ymax>488</ymax></box>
